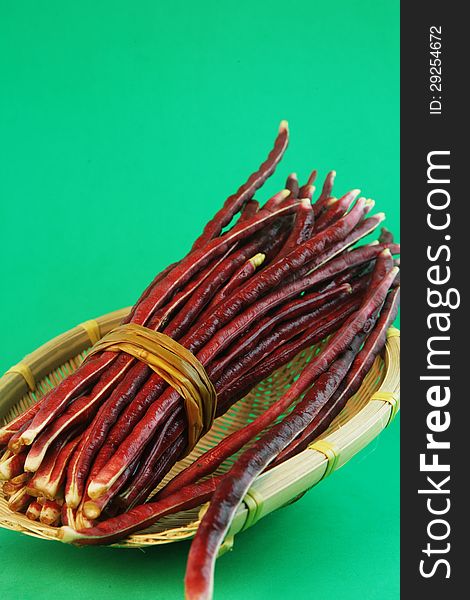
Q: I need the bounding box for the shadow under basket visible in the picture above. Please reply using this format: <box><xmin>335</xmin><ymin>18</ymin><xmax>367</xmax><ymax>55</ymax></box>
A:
<box><xmin>0</xmin><ymin>308</ymin><xmax>400</xmax><ymax>550</ymax></box>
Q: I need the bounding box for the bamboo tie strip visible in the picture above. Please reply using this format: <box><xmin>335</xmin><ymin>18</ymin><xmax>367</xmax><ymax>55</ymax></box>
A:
<box><xmin>78</xmin><ymin>320</ymin><xmax>101</xmax><ymax>346</ymax></box>
<box><xmin>372</xmin><ymin>391</ymin><xmax>400</xmax><ymax>424</ymax></box>
<box><xmin>242</xmin><ymin>487</ymin><xmax>266</xmax><ymax>531</ymax></box>
<box><xmin>308</xmin><ymin>439</ymin><xmax>340</xmax><ymax>479</ymax></box>
<box><xmin>5</xmin><ymin>363</ymin><xmax>36</xmax><ymax>392</ymax></box>
<box><xmin>85</xmin><ymin>323</ymin><xmax>217</xmax><ymax>453</ymax></box>
<box><xmin>215</xmin><ymin>487</ymin><xmax>265</xmax><ymax>556</ymax></box>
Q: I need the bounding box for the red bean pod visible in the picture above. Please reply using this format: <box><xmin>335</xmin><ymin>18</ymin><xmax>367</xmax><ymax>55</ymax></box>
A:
<box><xmin>3</xmin><ymin>473</ymin><xmax>31</xmax><ymax>500</ymax></box>
<box><xmin>193</xmin><ymin>203</ymin><xmax>374</xmax><ymax>368</ymax></box>
<box><xmin>313</xmin><ymin>189</ymin><xmax>360</xmax><ymax>232</ymax></box>
<box><xmin>184</xmin><ymin>338</ymin><xmax>362</xmax><ymax>600</ymax></box>
<box><xmin>277</xmin><ymin>199</ymin><xmax>315</xmax><ymax>258</ymax></box>
<box><xmin>159</xmin><ymin>227</ymin><xmax>280</xmax><ymax>340</ymax></box>
<box><xmin>24</xmin><ymin>354</ymin><xmax>133</xmax><ymax>473</ymax></box>
<box><xmin>26</xmin><ymin>499</ymin><xmax>42</xmax><ymax>521</ymax></box>
<box><xmin>213</xmin><ymin>297</ymin><xmax>361</xmax><ymax>418</ymax></box>
<box><xmin>88</xmin><ymin>268</ymin><xmax>369</xmax><ymax>501</ymax></box>
<box><xmin>87</xmin><ymin>287</ymin><xmax>344</xmax><ymax>502</ymax></box>
<box><xmin>208</xmin><ymin>283</ymin><xmax>352</xmax><ymax>383</ymax></box>
<box><xmin>113</xmin><ymin>409</ymin><xmax>184</xmax><ymax>509</ymax></box>
<box><xmin>148</xmin><ymin>248</ymin><xmax>237</xmax><ymax>331</ymax></box>
<box><xmin>98</xmin><ymin>286</ymin><xmax>358</xmax><ymax>497</ymax></box>
<box><xmin>118</xmin><ymin>431</ymin><xmax>186</xmax><ymax>511</ymax></box>
<box><xmin>0</xmin><ymin>400</ymin><xmax>46</xmax><ymax>447</ymax></box>
<box><xmin>369</xmin><ymin>248</ymin><xmax>394</xmax><ymax>288</ymax></box>
<box><xmin>40</xmin><ymin>499</ymin><xmax>62</xmax><ymax>525</ymax></box>
<box><xmin>298</xmin><ymin>241</ymin><xmax>400</xmax><ymax>288</ymax></box>
<box><xmin>274</xmin><ymin>286</ymin><xmax>401</xmax><ymax>464</ymax></box>
<box><xmin>8</xmin><ymin>486</ymin><xmax>32</xmax><ymax>513</ymax></box>
<box><xmin>238</xmin><ymin>200</ymin><xmax>260</xmax><ymax>221</ymax></box>
<box><xmin>87</xmin><ymin>389</ymin><xmax>186</xmax><ymax>498</ymax></box>
<box><xmin>157</xmin><ymin>289</ymin><xmax>373</xmax><ymax>500</ymax></box>
<box><xmin>83</xmin><ymin>207</ymin><xmax>346</xmax><ymax>492</ymax></box>
<box><xmin>191</xmin><ymin>121</ymin><xmax>289</xmax><ymax>251</ymax></box>
<box><xmin>285</xmin><ymin>173</ymin><xmax>299</xmax><ymax>198</ymax></box>
<box><xmin>279</xmin><ymin>212</ymin><xmax>385</xmax><ymax>292</ymax></box>
<box><xmin>0</xmin><ymin>451</ymin><xmax>26</xmax><ymax>480</ymax></box>
<box><xmin>215</xmin><ymin>297</ymin><xmax>363</xmax><ymax>413</ymax></box>
<box><xmin>28</xmin><ymin>435</ymin><xmax>81</xmax><ymax>499</ymax></box>
<box><xmin>177</xmin><ymin>265</ymin><xmax>396</xmax><ymax>489</ymax></box>
<box><xmin>183</xmin><ymin>197</ymin><xmax>369</xmax><ymax>360</ymax></box>
<box><xmin>74</xmin><ymin>234</ymin><xmax>279</xmax><ymax>496</ymax></box>
<box><xmin>298</xmin><ymin>170</ymin><xmax>317</xmax><ymax>199</ymax></box>
<box><xmin>124</xmin><ymin>261</ymin><xmax>180</xmax><ymax>324</ymax></box>
<box><xmin>7</xmin><ymin>423</ymin><xmax>34</xmax><ymax>454</ymax></box>
<box><xmin>81</xmin><ymin>227</ymin><xmax>286</xmax><ymax>488</ymax></box>
<box><xmin>18</xmin><ymin>352</ymin><xmax>116</xmax><ymax>448</ymax></box>
<box><xmin>81</xmin><ymin>456</ymin><xmax>140</xmax><ymax>521</ymax></box>
<box><xmin>64</xmin><ymin>361</ymin><xmax>151</xmax><ymax>508</ymax></box>
<box><xmin>378</xmin><ymin>227</ymin><xmax>394</xmax><ymax>244</ymax></box>
<box><xmin>312</xmin><ymin>170</ymin><xmax>336</xmax><ymax>216</ymax></box>
<box><xmin>131</xmin><ymin>199</ymin><xmax>300</xmax><ymax>327</ymax></box>
<box><xmin>20</xmin><ymin>201</ymin><xmax>299</xmax><ymax>452</ymax></box>
<box><xmin>60</xmin><ymin>477</ymin><xmax>222</xmax><ymax>545</ymax></box>
<box><xmin>203</xmin><ymin>253</ymin><xmax>266</xmax><ymax>314</ymax></box>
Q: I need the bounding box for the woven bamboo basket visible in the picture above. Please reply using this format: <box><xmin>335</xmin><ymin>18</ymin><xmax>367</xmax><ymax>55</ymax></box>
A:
<box><xmin>0</xmin><ymin>307</ymin><xmax>400</xmax><ymax>550</ymax></box>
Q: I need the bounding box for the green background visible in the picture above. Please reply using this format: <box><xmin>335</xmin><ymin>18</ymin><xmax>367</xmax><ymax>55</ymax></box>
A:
<box><xmin>0</xmin><ymin>1</ymin><xmax>399</xmax><ymax>599</ymax></box>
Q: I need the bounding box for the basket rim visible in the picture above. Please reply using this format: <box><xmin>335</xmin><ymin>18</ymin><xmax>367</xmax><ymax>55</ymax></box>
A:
<box><xmin>0</xmin><ymin>308</ymin><xmax>400</xmax><ymax>548</ymax></box>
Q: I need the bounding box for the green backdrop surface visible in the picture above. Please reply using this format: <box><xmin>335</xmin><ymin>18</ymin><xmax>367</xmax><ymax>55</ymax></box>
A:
<box><xmin>0</xmin><ymin>1</ymin><xmax>399</xmax><ymax>599</ymax></box>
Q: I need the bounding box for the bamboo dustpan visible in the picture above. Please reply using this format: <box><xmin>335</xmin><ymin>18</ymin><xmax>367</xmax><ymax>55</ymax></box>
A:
<box><xmin>0</xmin><ymin>308</ymin><xmax>400</xmax><ymax>549</ymax></box>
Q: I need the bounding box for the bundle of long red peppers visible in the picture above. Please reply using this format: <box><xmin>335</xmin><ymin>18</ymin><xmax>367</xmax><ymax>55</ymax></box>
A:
<box><xmin>0</xmin><ymin>122</ymin><xmax>400</xmax><ymax>600</ymax></box>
